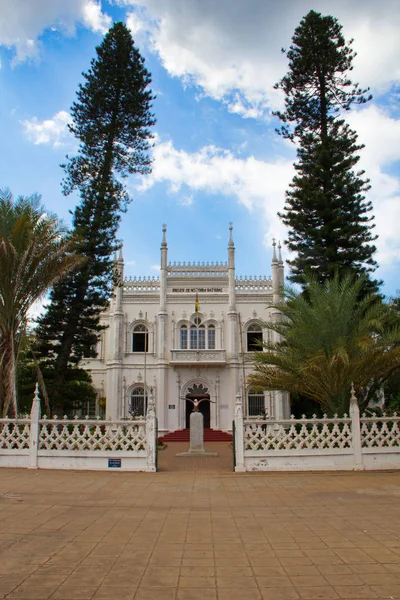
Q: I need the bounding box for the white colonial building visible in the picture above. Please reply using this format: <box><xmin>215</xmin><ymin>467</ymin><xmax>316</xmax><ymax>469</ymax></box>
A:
<box><xmin>82</xmin><ymin>225</ymin><xmax>290</xmax><ymax>434</ymax></box>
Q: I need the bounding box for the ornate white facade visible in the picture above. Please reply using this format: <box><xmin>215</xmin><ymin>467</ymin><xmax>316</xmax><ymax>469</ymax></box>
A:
<box><xmin>82</xmin><ymin>225</ymin><xmax>290</xmax><ymax>434</ymax></box>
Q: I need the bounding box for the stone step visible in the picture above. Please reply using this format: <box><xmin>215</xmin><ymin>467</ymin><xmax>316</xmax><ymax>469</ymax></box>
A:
<box><xmin>159</xmin><ymin>428</ymin><xmax>232</xmax><ymax>443</ymax></box>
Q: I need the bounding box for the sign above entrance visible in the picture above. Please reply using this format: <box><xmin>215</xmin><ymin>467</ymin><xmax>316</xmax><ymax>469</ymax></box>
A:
<box><xmin>171</xmin><ymin>287</ymin><xmax>224</xmax><ymax>293</ymax></box>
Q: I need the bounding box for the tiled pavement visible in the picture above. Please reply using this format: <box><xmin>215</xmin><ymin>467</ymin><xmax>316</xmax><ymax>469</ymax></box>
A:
<box><xmin>0</xmin><ymin>457</ymin><xmax>399</xmax><ymax>599</ymax></box>
<box><xmin>158</xmin><ymin>441</ymin><xmax>234</xmax><ymax>472</ymax></box>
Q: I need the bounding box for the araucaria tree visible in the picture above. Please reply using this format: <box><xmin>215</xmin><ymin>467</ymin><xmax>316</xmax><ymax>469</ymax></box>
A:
<box><xmin>0</xmin><ymin>190</ymin><xmax>80</xmax><ymax>417</ymax></box>
<box><xmin>36</xmin><ymin>22</ymin><xmax>155</xmax><ymax>409</ymax></box>
<box><xmin>275</xmin><ymin>10</ymin><xmax>378</xmax><ymax>287</ymax></box>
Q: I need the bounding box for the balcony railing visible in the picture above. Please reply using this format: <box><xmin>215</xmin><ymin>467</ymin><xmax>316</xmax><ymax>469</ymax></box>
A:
<box><xmin>170</xmin><ymin>349</ymin><xmax>226</xmax><ymax>365</ymax></box>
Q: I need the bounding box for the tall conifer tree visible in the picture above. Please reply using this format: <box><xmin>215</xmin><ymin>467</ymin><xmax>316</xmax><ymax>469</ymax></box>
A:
<box><xmin>274</xmin><ymin>10</ymin><xmax>378</xmax><ymax>288</ymax></box>
<box><xmin>37</xmin><ymin>22</ymin><xmax>155</xmax><ymax>410</ymax></box>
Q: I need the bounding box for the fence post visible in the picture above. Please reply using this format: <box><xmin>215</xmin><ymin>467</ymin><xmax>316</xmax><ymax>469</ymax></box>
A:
<box><xmin>234</xmin><ymin>393</ymin><xmax>246</xmax><ymax>472</ymax></box>
<box><xmin>146</xmin><ymin>389</ymin><xmax>157</xmax><ymax>472</ymax></box>
<box><xmin>350</xmin><ymin>383</ymin><xmax>364</xmax><ymax>471</ymax></box>
<box><xmin>28</xmin><ymin>383</ymin><xmax>41</xmax><ymax>469</ymax></box>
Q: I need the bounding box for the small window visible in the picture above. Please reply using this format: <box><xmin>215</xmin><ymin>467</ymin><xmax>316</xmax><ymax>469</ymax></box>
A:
<box><xmin>130</xmin><ymin>387</ymin><xmax>146</xmax><ymax>416</ymax></box>
<box><xmin>208</xmin><ymin>325</ymin><xmax>215</xmax><ymax>350</ymax></box>
<box><xmin>180</xmin><ymin>325</ymin><xmax>188</xmax><ymax>349</ymax></box>
<box><xmin>198</xmin><ymin>325</ymin><xmax>206</xmax><ymax>349</ymax></box>
<box><xmin>190</xmin><ymin>325</ymin><xmax>198</xmax><ymax>350</ymax></box>
<box><xmin>132</xmin><ymin>324</ymin><xmax>148</xmax><ymax>352</ymax></box>
<box><xmin>247</xmin><ymin>323</ymin><xmax>263</xmax><ymax>351</ymax></box>
<box><xmin>248</xmin><ymin>390</ymin><xmax>265</xmax><ymax>417</ymax></box>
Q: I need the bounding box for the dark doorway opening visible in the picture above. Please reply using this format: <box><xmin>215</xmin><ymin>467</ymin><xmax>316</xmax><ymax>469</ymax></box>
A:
<box><xmin>185</xmin><ymin>393</ymin><xmax>210</xmax><ymax>429</ymax></box>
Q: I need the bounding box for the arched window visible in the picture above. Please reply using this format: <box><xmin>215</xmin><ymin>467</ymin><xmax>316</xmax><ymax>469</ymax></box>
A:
<box><xmin>130</xmin><ymin>387</ymin><xmax>146</xmax><ymax>416</ymax></box>
<box><xmin>208</xmin><ymin>324</ymin><xmax>215</xmax><ymax>350</ymax></box>
<box><xmin>132</xmin><ymin>324</ymin><xmax>148</xmax><ymax>352</ymax></box>
<box><xmin>181</xmin><ymin>318</ymin><xmax>216</xmax><ymax>350</ymax></box>
<box><xmin>247</xmin><ymin>389</ymin><xmax>265</xmax><ymax>417</ymax></box>
<box><xmin>180</xmin><ymin>325</ymin><xmax>188</xmax><ymax>349</ymax></box>
<box><xmin>247</xmin><ymin>323</ymin><xmax>263</xmax><ymax>351</ymax></box>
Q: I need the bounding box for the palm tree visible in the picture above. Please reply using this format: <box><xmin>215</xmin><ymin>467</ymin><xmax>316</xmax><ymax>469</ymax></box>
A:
<box><xmin>0</xmin><ymin>189</ymin><xmax>81</xmax><ymax>417</ymax></box>
<box><xmin>248</xmin><ymin>274</ymin><xmax>400</xmax><ymax>416</ymax></box>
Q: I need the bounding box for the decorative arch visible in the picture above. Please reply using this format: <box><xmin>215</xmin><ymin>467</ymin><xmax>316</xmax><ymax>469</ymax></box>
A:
<box><xmin>181</xmin><ymin>377</ymin><xmax>214</xmax><ymax>429</ymax></box>
<box><xmin>127</xmin><ymin>382</ymin><xmax>151</xmax><ymax>417</ymax></box>
<box><xmin>181</xmin><ymin>376</ymin><xmax>214</xmax><ymax>399</ymax></box>
<box><xmin>245</xmin><ymin>384</ymin><xmax>267</xmax><ymax>418</ymax></box>
<box><xmin>128</xmin><ymin>319</ymin><xmax>154</xmax><ymax>353</ymax></box>
<box><xmin>128</xmin><ymin>319</ymin><xmax>154</xmax><ymax>334</ymax></box>
<box><xmin>244</xmin><ymin>319</ymin><xmax>264</xmax><ymax>352</ymax></box>
<box><xmin>190</xmin><ymin>312</ymin><xmax>205</xmax><ymax>324</ymax></box>
<box><xmin>177</xmin><ymin>317</ymin><xmax>217</xmax><ymax>350</ymax></box>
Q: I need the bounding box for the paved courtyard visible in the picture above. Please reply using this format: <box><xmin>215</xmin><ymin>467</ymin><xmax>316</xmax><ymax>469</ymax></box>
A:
<box><xmin>0</xmin><ymin>460</ymin><xmax>399</xmax><ymax>599</ymax></box>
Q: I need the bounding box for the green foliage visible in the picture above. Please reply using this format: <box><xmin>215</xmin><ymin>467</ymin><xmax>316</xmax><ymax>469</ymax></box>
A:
<box><xmin>274</xmin><ymin>10</ymin><xmax>378</xmax><ymax>290</ymax></box>
<box><xmin>248</xmin><ymin>274</ymin><xmax>400</xmax><ymax>416</ymax></box>
<box><xmin>36</xmin><ymin>22</ymin><xmax>155</xmax><ymax>408</ymax></box>
<box><xmin>0</xmin><ymin>189</ymin><xmax>80</xmax><ymax>416</ymax></box>
<box><xmin>17</xmin><ymin>352</ymin><xmax>97</xmax><ymax>416</ymax></box>
<box><xmin>383</xmin><ymin>371</ymin><xmax>400</xmax><ymax>413</ymax></box>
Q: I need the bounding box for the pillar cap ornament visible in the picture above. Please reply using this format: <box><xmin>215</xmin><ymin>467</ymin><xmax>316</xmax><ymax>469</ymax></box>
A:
<box><xmin>350</xmin><ymin>382</ymin><xmax>358</xmax><ymax>405</ymax></box>
<box><xmin>161</xmin><ymin>224</ymin><xmax>167</xmax><ymax>248</ymax></box>
<box><xmin>278</xmin><ymin>241</ymin><xmax>283</xmax><ymax>263</ymax></box>
<box><xmin>272</xmin><ymin>238</ymin><xmax>278</xmax><ymax>262</ymax></box>
<box><xmin>228</xmin><ymin>222</ymin><xmax>234</xmax><ymax>248</ymax></box>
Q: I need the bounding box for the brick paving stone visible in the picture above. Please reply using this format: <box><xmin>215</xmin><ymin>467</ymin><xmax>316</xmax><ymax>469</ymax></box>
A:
<box><xmin>157</xmin><ymin>441</ymin><xmax>233</xmax><ymax>471</ymax></box>
<box><xmin>0</xmin><ymin>469</ymin><xmax>399</xmax><ymax>599</ymax></box>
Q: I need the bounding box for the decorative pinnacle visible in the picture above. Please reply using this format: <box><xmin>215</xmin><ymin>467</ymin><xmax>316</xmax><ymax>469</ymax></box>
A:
<box><xmin>272</xmin><ymin>238</ymin><xmax>277</xmax><ymax>262</ymax></box>
<box><xmin>118</xmin><ymin>244</ymin><xmax>124</xmax><ymax>261</ymax></box>
<box><xmin>278</xmin><ymin>240</ymin><xmax>282</xmax><ymax>263</ymax></box>
<box><xmin>161</xmin><ymin>224</ymin><xmax>167</xmax><ymax>247</ymax></box>
<box><xmin>350</xmin><ymin>382</ymin><xmax>357</xmax><ymax>405</ymax></box>
<box><xmin>228</xmin><ymin>222</ymin><xmax>234</xmax><ymax>247</ymax></box>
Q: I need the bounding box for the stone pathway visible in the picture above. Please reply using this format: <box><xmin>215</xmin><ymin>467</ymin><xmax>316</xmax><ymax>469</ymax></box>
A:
<box><xmin>158</xmin><ymin>441</ymin><xmax>233</xmax><ymax>472</ymax></box>
<box><xmin>0</xmin><ymin>468</ymin><xmax>399</xmax><ymax>598</ymax></box>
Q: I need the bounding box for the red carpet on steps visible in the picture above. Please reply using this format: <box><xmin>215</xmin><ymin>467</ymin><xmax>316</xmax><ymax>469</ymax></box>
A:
<box><xmin>159</xmin><ymin>428</ymin><xmax>232</xmax><ymax>443</ymax></box>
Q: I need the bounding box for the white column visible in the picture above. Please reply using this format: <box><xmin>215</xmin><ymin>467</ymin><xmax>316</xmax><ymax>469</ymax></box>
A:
<box><xmin>234</xmin><ymin>393</ymin><xmax>246</xmax><ymax>472</ymax></box>
<box><xmin>350</xmin><ymin>383</ymin><xmax>364</xmax><ymax>471</ymax></box>
<box><xmin>146</xmin><ymin>389</ymin><xmax>157</xmax><ymax>472</ymax></box>
<box><xmin>28</xmin><ymin>383</ymin><xmax>40</xmax><ymax>469</ymax></box>
<box><xmin>157</xmin><ymin>225</ymin><xmax>168</xmax><ymax>430</ymax></box>
<box><xmin>106</xmin><ymin>250</ymin><xmax>124</xmax><ymax>419</ymax></box>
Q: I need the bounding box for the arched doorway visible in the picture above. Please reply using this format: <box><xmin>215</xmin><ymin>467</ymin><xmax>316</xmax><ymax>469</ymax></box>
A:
<box><xmin>185</xmin><ymin>383</ymin><xmax>210</xmax><ymax>429</ymax></box>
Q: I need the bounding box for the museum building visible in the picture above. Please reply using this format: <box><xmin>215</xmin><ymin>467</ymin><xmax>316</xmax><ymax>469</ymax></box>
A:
<box><xmin>82</xmin><ymin>225</ymin><xmax>290</xmax><ymax>434</ymax></box>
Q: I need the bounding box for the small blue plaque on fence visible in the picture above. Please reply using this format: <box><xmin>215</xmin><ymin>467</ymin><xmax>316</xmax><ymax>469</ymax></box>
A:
<box><xmin>108</xmin><ymin>459</ymin><xmax>121</xmax><ymax>468</ymax></box>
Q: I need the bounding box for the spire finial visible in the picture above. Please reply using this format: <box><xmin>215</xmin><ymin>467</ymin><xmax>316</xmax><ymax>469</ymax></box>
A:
<box><xmin>228</xmin><ymin>222</ymin><xmax>234</xmax><ymax>247</ymax></box>
<box><xmin>161</xmin><ymin>224</ymin><xmax>167</xmax><ymax>248</ymax></box>
<box><xmin>118</xmin><ymin>243</ymin><xmax>124</xmax><ymax>261</ymax></box>
<box><xmin>278</xmin><ymin>240</ymin><xmax>282</xmax><ymax>263</ymax></box>
<box><xmin>272</xmin><ymin>238</ymin><xmax>277</xmax><ymax>262</ymax></box>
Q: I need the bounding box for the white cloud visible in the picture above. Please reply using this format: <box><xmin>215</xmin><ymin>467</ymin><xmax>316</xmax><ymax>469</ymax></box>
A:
<box><xmin>141</xmin><ymin>120</ymin><xmax>400</xmax><ymax>270</ymax></box>
<box><xmin>117</xmin><ymin>0</ymin><xmax>400</xmax><ymax>118</ymax></box>
<box><xmin>21</xmin><ymin>110</ymin><xmax>72</xmax><ymax>147</ymax></box>
<box><xmin>0</xmin><ymin>0</ymin><xmax>111</xmax><ymax>64</ymax></box>
<box><xmin>82</xmin><ymin>0</ymin><xmax>112</xmax><ymax>34</ymax></box>
<box><xmin>139</xmin><ymin>138</ymin><xmax>294</xmax><ymax>244</ymax></box>
<box><xmin>348</xmin><ymin>105</ymin><xmax>400</xmax><ymax>267</ymax></box>
<box><xmin>126</xmin><ymin>11</ymin><xmax>146</xmax><ymax>37</ymax></box>
<box><xmin>178</xmin><ymin>194</ymin><xmax>193</xmax><ymax>207</ymax></box>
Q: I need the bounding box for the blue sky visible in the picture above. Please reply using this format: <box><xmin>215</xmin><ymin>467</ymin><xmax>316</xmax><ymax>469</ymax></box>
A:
<box><xmin>1</xmin><ymin>0</ymin><xmax>400</xmax><ymax>297</ymax></box>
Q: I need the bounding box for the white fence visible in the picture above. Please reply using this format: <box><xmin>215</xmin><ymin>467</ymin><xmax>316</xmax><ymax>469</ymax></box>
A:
<box><xmin>234</xmin><ymin>389</ymin><xmax>400</xmax><ymax>472</ymax></box>
<box><xmin>0</xmin><ymin>385</ymin><xmax>157</xmax><ymax>472</ymax></box>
